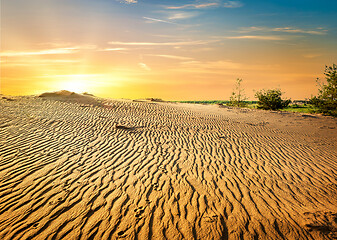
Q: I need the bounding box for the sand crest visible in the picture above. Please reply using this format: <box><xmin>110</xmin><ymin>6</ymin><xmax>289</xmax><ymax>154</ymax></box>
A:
<box><xmin>0</xmin><ymin>95</ymin><xmax>336</xmax><ymax>239</ymax></box>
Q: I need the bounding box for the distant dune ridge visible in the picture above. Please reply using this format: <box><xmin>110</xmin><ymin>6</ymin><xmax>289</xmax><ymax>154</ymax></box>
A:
<box><xmin>0</xmin><ymin>92</ymin><xmax>337</xmax><ymax>239</ymax></box>
<box><xmin>38</xmin><ymin>90</ymin><xmax>78</xmax><ymax>97</ymax></box>
<box><xmin>38</xmin><ymin>90</ymin><xmax>101</xmax><ymax>106</ymax></box>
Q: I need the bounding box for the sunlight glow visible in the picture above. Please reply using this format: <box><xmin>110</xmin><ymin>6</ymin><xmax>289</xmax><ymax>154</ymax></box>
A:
<box><xmin>58</xmin><ymin>75</ymin><xmax>91</xmax><ymax>93</ymax></box>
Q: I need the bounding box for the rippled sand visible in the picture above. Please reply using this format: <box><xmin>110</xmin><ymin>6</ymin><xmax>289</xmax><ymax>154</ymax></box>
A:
<box><xmin>0</xmin><ymin>94</ymin><xmax>336</xmax><ymax>239</ymax></box>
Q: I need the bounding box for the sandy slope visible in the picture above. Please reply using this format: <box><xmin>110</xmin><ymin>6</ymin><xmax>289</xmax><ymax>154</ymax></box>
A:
<box><xmin>0</xmin><ymin>95</ymin><xmax>336</xmax><ymax>240</ymax></box>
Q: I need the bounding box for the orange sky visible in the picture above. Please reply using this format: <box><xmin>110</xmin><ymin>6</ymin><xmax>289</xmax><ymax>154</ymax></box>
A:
<box><xmin>1</xmin><ymin>0</ymin><xmax>337</xmax><ymax>100</ymax></box>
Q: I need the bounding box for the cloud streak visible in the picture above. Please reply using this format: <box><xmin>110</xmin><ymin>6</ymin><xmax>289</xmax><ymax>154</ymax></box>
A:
<box><xmin>165</xmin><ymin>2</ymin><xmax>219</xmax><ymax>9</ymax></box>
<box><xmin>167</xmin><ymin>12</ymin><xmax>199</xmax><ymax>20</ymax></box>
<box><xmin>1</xmin><ymin>59</ymin><xmax>81</xmax><ymax>67</ymax></box>
<box><xmin>108</xmin><ymin>40</ymin><xmax>215</xmax><ymax>46</ymax></box>
<box><xmin>143</xmin><ymin>17</ymin><xmax>177</xmax><ymax>25</ymax></box>
<box><xmin>146</xmin><ymin>54</ymin><xmax>193</xmax><ymax>60</ymax></box>
<box><xmin>165</xmin><ymin>1</ymin><xmax>243</xmax><ymax>9</ymax></box>
<box><xmin>138</xmin><ymin>63</ymin><xmax>151</xmax><ymax>71</ymax></box>
<box><xmin>101</xmin><ymin>48</ymin><xmax>129</xmax><ymax>51</ymax></box>
<box><xmin>224</xmin><ymin>35</ymin><xmax>285</xmax><ymax>40</ymax></box>
<box><xmin>1</xmin><ymin>48</ymin><xmax>78</xmax><ymax>57</ymax></box>
<box><xmin>1</xmin><ymin>45</ymin><xmax>96</xmax><ymax>57</ymax></box>
<box><xmin>239</xmin><ymin>26</ymin><xmax>328</xmax><ymax>35</ymax></box>
<box><xmin>273</xmin><ymin>27</ymin><xmax>327</xmax><ymax>35</ymax></box>
<box><xmin>121</xmin><ymin>0</ymin><xmax>137</xmax><ymax>4</ymax></box>
<box><xmin>223</xmin><ymin>1</ymin><xmax>243</xmax><ymax>8</ymax></box>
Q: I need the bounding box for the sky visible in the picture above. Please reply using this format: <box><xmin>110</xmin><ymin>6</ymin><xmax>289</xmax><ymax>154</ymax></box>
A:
<box><xmin>1</xmin><ymin>0</ymin><xmax>337</xmax><ymax>100</ymax></box>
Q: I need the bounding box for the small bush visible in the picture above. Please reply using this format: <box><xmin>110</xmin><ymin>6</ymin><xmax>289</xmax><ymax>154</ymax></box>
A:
<box><xmin>309</xmin><ymin>64</ymin><xmax>337</xmax><ymax>116</ymax></box>
<box><xmin>255</xmin><ymin>89</ymin><xmax>291</xmax><ymax>110</ymax></box>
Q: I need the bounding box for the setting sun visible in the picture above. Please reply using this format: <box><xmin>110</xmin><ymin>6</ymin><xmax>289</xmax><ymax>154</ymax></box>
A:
<box><xmin>59</xmin><ymin>75</ymin><xmax>90</xmax><ymax>93</ymax></box>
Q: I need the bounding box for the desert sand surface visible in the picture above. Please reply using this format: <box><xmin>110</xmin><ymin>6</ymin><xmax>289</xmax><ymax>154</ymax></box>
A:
<box><xmin>0</xmin><ymin>92</ymin><xmax>337</xmax><ymax>240</ymax></box>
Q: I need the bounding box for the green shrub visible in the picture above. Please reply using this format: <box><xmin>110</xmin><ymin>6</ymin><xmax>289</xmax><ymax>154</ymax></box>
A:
<box><xmin>255</xmin><ymin>89</ymin><xmax>291</xmax><ymax>110</ymax></box>
<box><xmin>309</xmin><ymin>64</ymin><xmax>337</xmax><ymax>116</ymax></box>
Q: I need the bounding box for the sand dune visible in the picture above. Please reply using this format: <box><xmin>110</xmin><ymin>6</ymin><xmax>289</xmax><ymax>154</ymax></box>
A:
<box><xmin>38</xmin><ymin>90</ymin><xmax>102</xmax><ymax>106</ymax></box>
<box><xmin>0</xmin><ymin>95</ymin><xmax>336</xmax><ymax>239</ymax></box>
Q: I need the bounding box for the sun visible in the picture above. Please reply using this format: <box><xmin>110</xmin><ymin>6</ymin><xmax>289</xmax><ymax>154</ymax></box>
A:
<box><xmin>60</xmin><ymin>75</ymin><xmax>90</xmax><ymax>93</ymax></box>
<box><xmin>63</xmin><ymin>81</ymin><xmax>86</xmax><ymax>93</ymax></box>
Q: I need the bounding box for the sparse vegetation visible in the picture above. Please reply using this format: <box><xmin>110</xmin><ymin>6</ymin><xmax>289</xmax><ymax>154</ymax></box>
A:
<box><xmin>175</xmin><ymin>69</ymin><xmax>333</xmax><ymax>117</ymax></box>
<box><xmin>174</xmin><ymin>100</ymin><xmax>321</xmax><ymax>115</ymax></box>
<box><xmin>282</xmin><ymin>104</ymin><xmax>319</xmax><ymax>114</ymax></box>
<box><xmin>255</xmin><ymin>89</ymin><xmax>291</xmax><ymax>110</ymax></box>
<box><xmin>229</xmin><ymin>78</ymin><xmax>248</xmax><ymax>107</ymax></box>
<box><xmin>309</xmin><ymin>64</ymin><xmax>337</xmax><ymax>116</ymax></box>
<box><xmin>174</xmin><ymin>100</ymin><xmax>257</xmax><ymax>105</ymax></box>
<box><xmin>146</xmin><ymin>98</ymin><xmax>164</xmax><ymax>102</ymax></box>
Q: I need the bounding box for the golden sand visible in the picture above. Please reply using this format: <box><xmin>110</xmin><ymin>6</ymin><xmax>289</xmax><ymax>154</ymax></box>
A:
<box><xmin>0</xmin><ymin>93</ymin><xmax>336</xmax><ymax>239</ymax></box>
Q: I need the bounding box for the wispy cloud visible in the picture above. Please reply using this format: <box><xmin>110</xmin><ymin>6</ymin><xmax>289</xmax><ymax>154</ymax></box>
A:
<box><xmin>143</xmin><ymin>17</ymin><xmax>177</xmax><ymax>25</ymax></box>
<box><xmin>101</xmin><ymin>48</ymin><xmax>128</xmax><ymax>51</ymax></box>
<box><xmin>1</xmin><ymin>59</ymin><xmax>81</xmax><ymax>67</ymax></box>
<box><xmin>223</xmin><ymin>1</ymin><xmax>243</xmax><ymax>8</ymax></box>
<box><xmin>167</xmin><ymin>12</ymin><xmax>199</xmax><ymax>20</ymax></box>
<box><xmin>1</xmin><ymin>48</ymin><xmax>78</xmax><ymax>57</ymax></box>
<box><xmin>138</xmin><ymin>62</ymin><xmax>151</xmax><ymax>71</ymax></box>
<box><xmin>272</xmin><ymin>27</ymin><xmax>327</xmax><ymax>35</ymax></box>
<box><xmin>165</xmin><ymin>2</ymin><xmax>219</xmax><ymax>10</ymax></box>
<box><xmin>238</xmin><ymin>26</ymin><xmax>328</xmax><ymax>35</ymax></box>
<box><xmin>108</xmin><ymin>40</ymin><xmax>215</xmax><ymax>46</ymax></box>
<box><xmin>144</xmin><ymin>12</ymin><xmax>198</xmax><ymax>25</ymax></box>
<box><xmin>1</xmin><ymin>45</ymin><xmax>96</xmax><ymax>57</ymax></box>
<box><xmin>238</xmin><ymin>27</ymin><xmax>265</xmax><ymax>32</ymax></box>
<box><xmin>146</xmin><ymin>54</ymin><xmax>193</xmax><ymax>60</ymax></box>
<box><xmin>224</xmin><ymin>35</ymin><xmax>285</xmax><ymax>40</ymax></box>
<box><xmin>165</xmin><ymin>1</ymin><xmax>243</xmax><ymax>9</ymax></box>
<box><xmin>121</xmin><ymin>0</ymin><xmax>137</xmax><ymax>4</ymax></box>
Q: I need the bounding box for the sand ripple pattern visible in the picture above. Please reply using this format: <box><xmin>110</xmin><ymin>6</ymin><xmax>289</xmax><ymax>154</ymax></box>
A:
<box><xmin>0</xmin><ymin>97</ymin><xmax>337</xmax><ymax>240</ymax></box>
